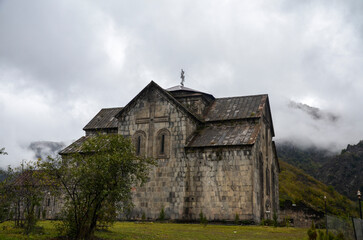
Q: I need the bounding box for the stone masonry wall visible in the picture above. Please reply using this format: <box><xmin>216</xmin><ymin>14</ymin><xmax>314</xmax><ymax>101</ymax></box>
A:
<box><xmin>14</xmin><ymin>190</ymin><xmax>64</xmax><ymax>220</ymax></box>
<box><xmin>116</xmin><ymin>86</ymin><xmax>278</xmax><ymax>222</ymax></box>
<box><xmin>118</xmin><ymin>87</ymin><xmax>197</xmax><ymax>220</ymax></box>
<box><xmin>251</xmin><ymin>106</ymin><xmax>279</xmax><ymax>222</ymax></box>
<box><xmin>184</xmin><ymin>147</ymin><xmax>254</xmax><ymax>221</ymax></box>
<box><xmin>175</xmin><ymin>96</ymin><xmax>210</xmax><ymax>118</ymax></box>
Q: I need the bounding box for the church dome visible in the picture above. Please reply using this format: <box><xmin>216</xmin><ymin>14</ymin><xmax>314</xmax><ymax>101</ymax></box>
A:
<box><xmin>165</xmin><ymin>85</ymin><xmax>214</xmax><ymax>101</ymax></box>
<box><xmin>166</xmin><ymin>85</ymin><xmax>201</xmax><ymax>92</ymax></box>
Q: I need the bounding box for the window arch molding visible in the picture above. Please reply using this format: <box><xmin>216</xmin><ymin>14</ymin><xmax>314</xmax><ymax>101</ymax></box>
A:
<box><xmin>156</xmin><ymin>128</ymin><xmax>171</xmax><ymax>159</ymax></box>
<box><xmin>132</xmin><ymin>130</ymin><xmax>147</xmax><ymax>156</ymax></box>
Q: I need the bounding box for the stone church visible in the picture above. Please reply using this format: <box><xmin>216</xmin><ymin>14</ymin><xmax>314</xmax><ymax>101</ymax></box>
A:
<box><xmin>60</xmin><ymin>80</ymin><xmax>279</xmax><ymax>223</ymax></box>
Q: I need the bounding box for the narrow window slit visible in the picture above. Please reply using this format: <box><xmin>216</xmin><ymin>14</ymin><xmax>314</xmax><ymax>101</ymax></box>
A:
<box><xmin>136</xmin><ymin>135</ymin><xmax>141</xmax><ymax>155</ymax></box>
<box><xmin>160</xmin><ymin>134</ymin><xmax>165</xmax><ymax>154</ymax></box>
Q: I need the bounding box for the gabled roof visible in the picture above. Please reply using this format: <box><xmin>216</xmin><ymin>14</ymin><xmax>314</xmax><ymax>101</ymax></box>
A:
<box><xmin>115</xmin><ymin>81</ymin><xmax>202</xmax><ymax>122</ymax></box>
<box><xmin>62</xmin><ymin>81</ymin><xmax>275</xmax><ymax>153</ymax></box>
<box><xmin>83</xmin><ymin>107</ymin><xmax>123</xmax><ymax>130</ymax></box>
<box><xmin>59</xmin><ymin>136</ymin><xmax>89</xmax><ymax>155</ymax></box>
<box><xmin>12</xmin><ymin>170</ymin><xmax>55</xmax><ymax>187</ymax></box>
<box><xmin>203</xmin><ymin>95</ymin><xmax>267</xmax><ymax>122</ymax></box>
<box><xmin>187</xmin><ymin>122</ymin><xmax>260</xmax><ymax>148</ymax></box>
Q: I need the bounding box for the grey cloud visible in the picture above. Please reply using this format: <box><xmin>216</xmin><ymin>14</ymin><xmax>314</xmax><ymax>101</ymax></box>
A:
<box><xmin>288</xmin><ymin>100</ymin><xmax>339</xmax><ymax>122</ymax></box>
<box><xmin>1</xmin><ymin>0</ymin><xmax>363</xmax><ymax>167</ymax></box>
<box><xmin>28</xmin><ymin>141</ymin><xmax>65</xmax><ymax>160</ymax></box>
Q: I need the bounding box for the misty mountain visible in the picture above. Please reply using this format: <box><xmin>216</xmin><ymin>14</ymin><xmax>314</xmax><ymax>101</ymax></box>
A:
<box><xmin>276</xmin><ymin>140</ymin><xmax>363</xmax><ymax>200</ymax></box>
<box><xmin>318</xmin><ymin>141</ymin><xmax>363</xmax><ymax>199</ymax></box>
<box><xmin>279</xmin><ymin>160</ymin><xmax>357</xmax><ymax>218</ymax></box>
<box><xmin>288</xmin><ymin>100</ymin><xmax>339</xmax><ymax>122</ymax></box>
<box><xmin>276</xmin><ymin>141</ymin><xmax>332</xmax><ymax>174</ymax></box>
<box><xmin>28</xmin><ymin>141</ymin><xmax>65</xmax><ymax>160</ymax></box>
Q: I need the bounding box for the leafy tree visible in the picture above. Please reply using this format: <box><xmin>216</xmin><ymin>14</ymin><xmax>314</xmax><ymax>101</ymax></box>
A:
<box><xmin>0</xmin><ymin>163</ymin><xmax>48</xmax><ymax>235</ymax></box>
<box><xmin>40</xmin><ymin>134</ymin><xmax>154</xmax><ymax>240</ymax></box>
<box><xmin>0</xmin><ymin>166</ymin><xmax>14</xmax><ymax>222</ymax></box>
<box><xmin>0</xmin><ymin>147</ymin><xmax>7</xmax><ymax>155</ymax></box>
<box><xmin>12</xmin><ymin>163</ymin><xmax>50</xmax><ymax>234</ymax></box>
<box><xmin>16</xmin><ymin>170</ymin><xmax>47</xmax><ymax>234</ymax></box>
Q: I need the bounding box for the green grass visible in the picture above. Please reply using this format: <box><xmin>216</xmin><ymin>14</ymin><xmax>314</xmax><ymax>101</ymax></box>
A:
<box><xmin>0</xmin><ymin>221</ymin><xmax>58</xmax><ymax>240</ymax></box>
<box><xmin>0</xmin><ymin>221</ymin><xmax>308</xmax><ymax>240</ymax></box>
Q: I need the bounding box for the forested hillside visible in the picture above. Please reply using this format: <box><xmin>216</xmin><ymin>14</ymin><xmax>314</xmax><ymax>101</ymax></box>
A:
<box><xmin>279</xmin><ymin>160</ymin><xmax>358</xmax><ymax>217</ymax></box>
<box><xmin>277</xmin><ymin>140</ymin><xmax>363</xmax><ymax>200</ymax></box>
<box><xmin>318</xmin><ymin>141</ymin><xmax>363</xmax><ymax>199</ymax></box>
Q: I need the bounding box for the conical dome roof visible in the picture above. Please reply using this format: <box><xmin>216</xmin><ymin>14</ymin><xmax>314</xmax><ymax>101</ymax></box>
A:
<box><xmin>166</xmin><ymin>85</ymin><xmax>202</xmax><ymax>92</ymax></box>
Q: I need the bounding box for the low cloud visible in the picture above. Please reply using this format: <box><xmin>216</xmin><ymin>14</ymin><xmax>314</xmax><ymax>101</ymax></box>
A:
<box><xmin>288</xmin><ymin>100</ymin><xmax>339</xmax><ymax>122</ymax></box>
<box><xmin>1</xmin><ymin>0</ymin><xmax>363</xmax><ymax>167</ymax></box>
<box><xmin>28</xmin><ymin>141</ymin><xmax>66</xmax><ymax>160</ymax></box>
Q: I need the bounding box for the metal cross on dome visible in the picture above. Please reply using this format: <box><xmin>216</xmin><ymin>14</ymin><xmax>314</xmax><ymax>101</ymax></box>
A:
<box><xmin>180</xmin><ymin>69</ymin><xmax>185</xmax><ymax>87</ymax></box>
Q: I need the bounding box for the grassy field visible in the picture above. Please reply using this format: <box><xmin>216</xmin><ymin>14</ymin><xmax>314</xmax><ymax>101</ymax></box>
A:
<box><xmin>0</xmin><ymin>221</ymin><xmax>308</xmax><ymax>240</ymax></box>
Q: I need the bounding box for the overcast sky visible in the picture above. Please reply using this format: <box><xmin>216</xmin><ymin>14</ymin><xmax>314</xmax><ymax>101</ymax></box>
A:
<box><xmin>1</xmin><ymin>0</ymin><xmax>363</xmax><ymax>167</ymax></box>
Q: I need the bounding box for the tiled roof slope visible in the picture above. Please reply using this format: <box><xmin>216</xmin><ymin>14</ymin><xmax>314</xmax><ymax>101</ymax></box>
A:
<box><xmin>59</xmin><ymin>136</ymin><xmax>89</xmax><ymax>155</ymax></box>
<box><xmin>83</xmin><ymin>107</ymin><xmax>123</xmax><ymax>130</ymax></box>
<box><xmin>203</xmin><ymin>95</ymin><xmax>267</xmax><ymax>121</ymax></box>
<box><xmin>187</xmin><ymin>122</ymin><xmax>259</xmax><ymax>148</ymax></box>
<box><xmin>62</xmin><ymin>84</ymin><xmax>270</xmax><ymax>153</ymax></box>
<box><xmin>12</xmin><ymin>170</ymin><xmax>55</xmax><ymax>186</ymax></box>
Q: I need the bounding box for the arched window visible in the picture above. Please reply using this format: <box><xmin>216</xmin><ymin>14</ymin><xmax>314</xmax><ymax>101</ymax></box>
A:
<box><xmin>258</xmin><ymin>152</ymin><xmax>264</xmax><ymax>219</ymax></box>
<box><xmin>156</xmin><ymin>129</ymin><xmax>170</xmax><ymax>158</ymax></box>
<box><xmin>160</xmin><ymin>134</ymin><xmax>165</xmax><ymax>154</ymax></box>
<box><xmin>258</xmin><ymin>152</ymin><xmax>264</xmax><ymax>193</ymax></box>
<box><xmin>136</xmin><ymin>135</ymin><xmax>141</xmax><ymax>155</ymax></box>
<box><xmin>133</xmin><ymin>131</ymin><xmax>146</xmax><ymax>156</ymax></box>
<box><xmin>271</xmin><ymin>165</ymin><xmax>276</xmax><ymax>213</ymax></box>
<box><xmin>266</xmin><ymin>166</ymin><xmax>270</xmax><ymax>196</ymax></box>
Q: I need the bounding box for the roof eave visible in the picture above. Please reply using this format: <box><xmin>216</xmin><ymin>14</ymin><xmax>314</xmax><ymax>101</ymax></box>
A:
<box><xmin>204</xmin><ymin>117</ymin><xmax>261</xmax><ymax>124</ymax></box>
<box><xmin>185</xmin><ymin>144</ymin><xmax>255</xmax><ymax>149</ymax></box>
<box><xmin>83</xmin><ymin>127</ymin><xmax>118</xmax><ymax>131</ymax></box>
<box><xmin>264</xmin><ymin>96</ymin><xmax>275</xmax><ymax>137</ymax></box>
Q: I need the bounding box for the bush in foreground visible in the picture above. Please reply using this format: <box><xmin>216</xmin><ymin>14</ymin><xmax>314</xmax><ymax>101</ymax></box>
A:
<box><xmin>40</xmin><ymin>134</ymin><xmax>154</xmax><ymax>239</ymax></box>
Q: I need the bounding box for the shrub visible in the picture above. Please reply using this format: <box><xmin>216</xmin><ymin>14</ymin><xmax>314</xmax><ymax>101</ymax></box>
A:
<box><xmin>285</xmin><ymin>217</ymin><xmax>291</xmax><ymax>228</ymax></box>
<box><xmin>159</xmin><ymin>207</ymin><xmax>165</xmax><ymax>221</ymax></box>
<box><xmin>260</xmin><ymin>218</ymin><xmax>265</xmax><ymax>226</ymax></box>
<box><xmin>234</xmin><ymin>213</ymin><xmax>240</xmax><ymax>225</ymax></box>
<box><xmin>318</xmin><ymin>230</ymin><xmax>324</xmax><ymax>240</ymax></box>
<box><xmin>307</xmin><ymin>221</ymin><xmax>317</xmax><ymax>240</ymax></box>
<box><xmin>336</xmin><ymin>231</ymin><xmax>345</xmax><ymax>240</ymax></box>
<box><xmin>39</xmin><ymin>134</ymin><xmax>155</xmax><ymax>239</ymax></box>
<box><xmin>199</xmin><ymin>211</ymin><xmax>207</xmax><ymax>226</ymax></box>
<box><xmin>273</xmin><ymin>212</ymin><xmax>278</xmax><ymax>227</ymax></box>
<box><xmin>317</xmin><ymin>229</ymin><xmax>346</xmax><ymax>240</ymax></box>
<box><xmin>260</xmin><ymin>218</ymin><xmax>274</xmax><ymax>226</ymax></box>
<box><xmin>240</xmin><ymin>220</ymin><xmax>255</xmax><ymax>225</ymax></box>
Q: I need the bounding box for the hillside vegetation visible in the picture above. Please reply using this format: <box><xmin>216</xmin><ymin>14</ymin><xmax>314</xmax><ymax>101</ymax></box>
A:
<box><xmin>279</xmin><ymin>160</ymin><xmax>358</xmax><ymax>217</ymax></box>
<box><xmin>277</xmin><ymin>140</ymin><xmax>363</xmax><ymax>200</ymax></box>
